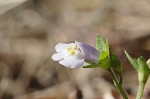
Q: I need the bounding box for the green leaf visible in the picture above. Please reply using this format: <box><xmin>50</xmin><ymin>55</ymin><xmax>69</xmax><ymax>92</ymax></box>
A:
<box><xmin>100</xmin><ymin>51</ymin><xmax>108</xmax><ymax>60</ymax></box>
<box><xmin>99</xmin><ymin>56</ymin><xmax>111</xmax><ymax>70</ymax></box>
<box><xmin>83</xmin><ymin>56</ymin><xmax>111</xmax><ymax>70</ymax></box>
<box><xmin>110</xmin><ymin>54</ymin><xmax>123</xmax><ymax>84</ymax></box>
<box><xmin>96</xmin><ymin>34</ymin><xmax>110</xmax><ymax>60</ymax></box>
<box><xmin>111</xmin><ymin>54</ymin><xmax>121</xmax><ymax>73</ymax></box>
<box><xmin>124</xmin><ymin>50</ymin><xmax>138</xmax><ymax>71</ymax></box>
<box><xmin>96</xmin><ymin>34</ymin><xmax>106</xmax><ymax>52</ymax></box>
<box><xmin>106</xmin><ymin>38</ymin><xmax>110</xmax><ymax>56</ymax></box>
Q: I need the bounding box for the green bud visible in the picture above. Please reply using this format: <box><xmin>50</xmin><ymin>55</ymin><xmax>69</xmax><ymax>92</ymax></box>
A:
<box><xmin>125</xmin><ymin>51</ymin><xmax>150</xmax><ymax>84</ymax></box>
<box><xmin>137</xmin><ymin>56</ymin><xmax>149</xmax><ymax>83</ymax></box>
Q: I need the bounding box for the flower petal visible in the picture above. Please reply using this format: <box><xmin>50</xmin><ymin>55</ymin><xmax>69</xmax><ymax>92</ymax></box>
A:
<box><xmin>55</xmin><ymin>43</ymin><xmax>76</xmax><ymax>52</ymax></box>
<box><xmin>55</xmin><ymin>43</ymin><xmax>68</xmax><ymax>52</ymax></box>
<box><xmin>76</xmin><ymin>41</ymin><xmax>100</xmax><ymax>62</ymax></box>
<box><xmin>51</xmin><ymin>53</ymin><xmax>63</xmax><ymax>61</ymax></box>
<box><xmin>59</xmin><ymin>57</ymin><xmax>84</xmax><ymax>68</ymax></box>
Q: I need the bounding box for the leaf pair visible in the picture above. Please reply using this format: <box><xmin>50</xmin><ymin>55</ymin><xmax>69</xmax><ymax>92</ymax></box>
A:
<box><xmin>125</xmin><ymin>51</ymin><xmax>150</xmax><ymax>83</ymax></box>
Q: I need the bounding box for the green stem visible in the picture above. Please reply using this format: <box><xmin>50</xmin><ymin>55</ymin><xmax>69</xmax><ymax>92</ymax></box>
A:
<box><xmin>109</xmin><ymin>70</ymin><xmax>128</xmax><ymax>99</ymax></box>
<box><xmin>136</xmin><ymin>82</ymin><xmax>145</xmax><ymax>99</ymax></box>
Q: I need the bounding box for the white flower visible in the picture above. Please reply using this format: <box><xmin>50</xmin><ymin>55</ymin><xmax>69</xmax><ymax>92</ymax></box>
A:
<box><xmin>51</xmin><ymin>41</ymin><xmax>100</xmax><ymax>68</ymax></box>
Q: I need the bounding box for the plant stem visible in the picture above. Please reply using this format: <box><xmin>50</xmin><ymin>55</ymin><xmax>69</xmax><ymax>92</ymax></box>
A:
<box><xmin>136</xmin><ymin>82</ymin><xmax>145</xmax><ymax>99</ymax></box>
<box><xmin>109</xmin><ymin>70</ymin><xmax>128</xmax><ymax>99</ymax></box>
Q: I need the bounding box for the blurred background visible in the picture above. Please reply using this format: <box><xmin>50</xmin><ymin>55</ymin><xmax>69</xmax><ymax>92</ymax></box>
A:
<box><xmin>0</xmin><ymin>0</ymin><xmax>150</xmax><ymax>99</ymax></box>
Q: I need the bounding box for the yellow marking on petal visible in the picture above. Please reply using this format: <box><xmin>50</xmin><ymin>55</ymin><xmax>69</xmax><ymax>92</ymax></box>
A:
<box><xmin>67</xmin><ymin>46</ymin><xmax>72</xmax><ymax>51</ymax></box>
<box><xmin>67</xmin><ymin>46</ymin><xmax>77</xmax><ymax>55</ymax></box>
<box><xmin>71</xmin><ymin>50</ymin><xmax>76</xmax><ymax>55</ymax></box>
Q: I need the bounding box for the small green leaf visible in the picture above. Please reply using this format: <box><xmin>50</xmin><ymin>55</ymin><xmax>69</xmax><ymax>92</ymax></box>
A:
<box><xmin>106</xmin><ymin>38</ymin><xmax>110</xmax><ymax>56</ymax></box>
<box><xmin>99</xmin><ymin>56</ymin><xmax>111</xmax><ymax>70</ymax></box>
<box><xmin>96</xmin><ymin>34</ymin><xmax>110</xmax><ymax>60</ymax></box>
<box><xmin>96</xmin><ymin>34</ymin><xmax>106</xmax><ymax>52</ymax></box>
<box><xmin>125</xmin><ymin>50</ymin><xmax>138</xmax><ymax>71</ymax></box>
<box><xmin>100</xmin><ymin>51</ymin><xmax>108</xmax><ymax>60</ymax></box>
<box><xmin>111</xmin><ymin>54</ymin><xmax>121</xmax><ymax>73</ymax></box>
<box><xmin>110</xmin><ymin>54</ymin><xmax>122</xmax><ymax>83</ymax></box>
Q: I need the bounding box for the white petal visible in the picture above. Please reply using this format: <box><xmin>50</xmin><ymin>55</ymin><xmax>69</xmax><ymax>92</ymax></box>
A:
<box><xmin>51</xmin><ymin>53</ymin><xmax>63</xmax><ymax>61</ymax></box>
<box><xmin>55</xmin><ymin>43</ymin><xmax>76</xmax><ymax>53</ymax></box>
<box><xmin>55</xmin><ymin>43</ymin><xmax>68</xmax><ymax>52</ymax></box>
<box><xmin>59</xmin><ymin>57</ymin><xmax>84</xmax><ymax>68</ymax></box>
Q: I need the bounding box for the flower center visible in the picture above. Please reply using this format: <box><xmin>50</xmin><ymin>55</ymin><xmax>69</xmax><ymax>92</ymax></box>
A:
<box><xmin>67</xmin><ymin>45</ymin><xmax>79</xmax><ymax>55</ymax></box>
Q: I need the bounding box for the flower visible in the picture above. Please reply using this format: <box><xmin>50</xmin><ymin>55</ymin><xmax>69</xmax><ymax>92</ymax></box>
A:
<box><xmin>51</xmin><ymin>41</ymin><xmax>100</xmax><ymax>68</ymax></box>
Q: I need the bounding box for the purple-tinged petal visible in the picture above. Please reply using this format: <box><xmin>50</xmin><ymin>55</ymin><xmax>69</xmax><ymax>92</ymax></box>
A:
<box><xmin>76</xmin><ymin>41</ymin><xmax>100</xmax><ymax>62</ymax></box>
